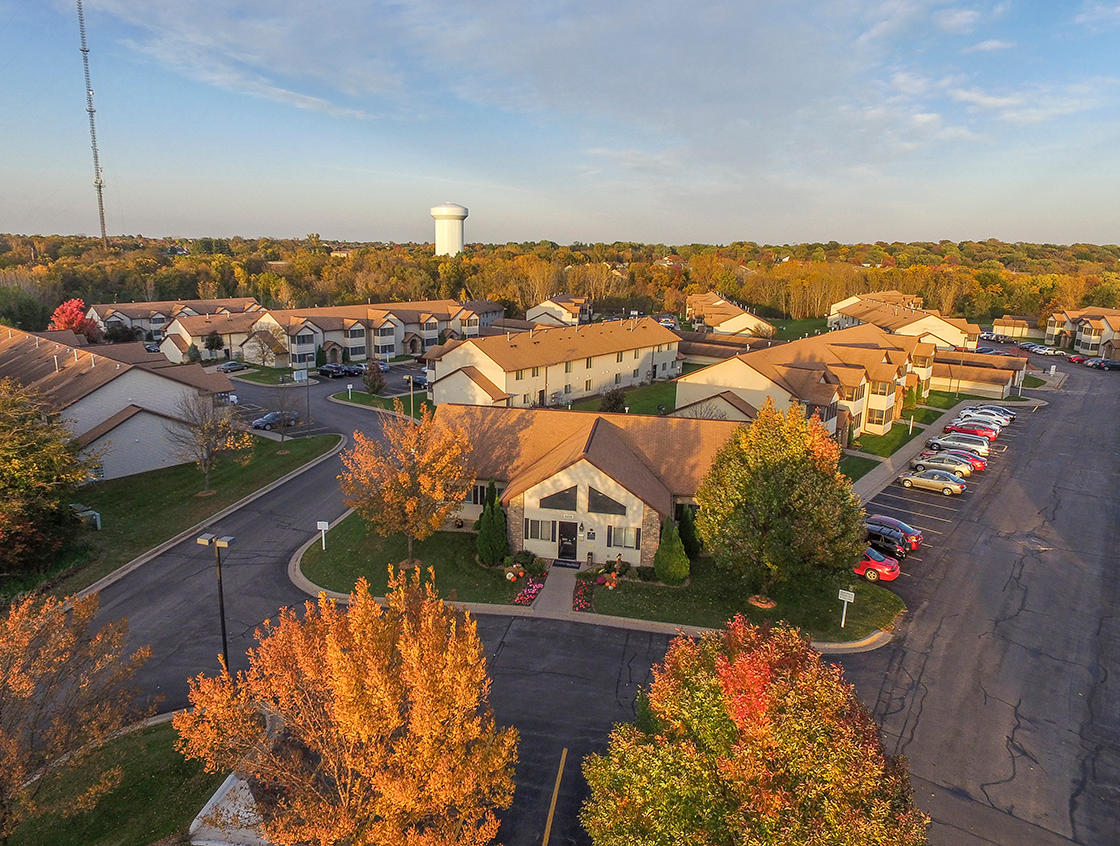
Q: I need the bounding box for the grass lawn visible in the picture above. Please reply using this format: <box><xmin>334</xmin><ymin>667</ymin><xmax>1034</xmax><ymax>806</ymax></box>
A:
<box><xmin>851</xmin><ymin>421</ymin><xmax>927</xmax><ymax>457</ymax></box>
<box><xmin>588</xmin><ymin>556</ymin><xmax>906</xmax><ymax>641</ymax></box>
<box><xmin>1023</xmin><ymin>375</ymin><xmax>1046</xmax><ymax>388</ymax></box>
<box><xmin>901</xmin><ymin>407</ymin><xmax>943</xmax><ymax>424</ymax></box>
<box><xmin>924</xmin><ymin>389</ymin><xmax>1029</xmax><ymax>408</ymax></box>
<box><xmin>232</xmin><ymin>364</ymin><xmax>298</xmax><ymax>385</ymax></box>
<box><xmin>769</xmin><ymin>317</ymin><xmax>828</xmax><ymax>341</ymax></box>
<box><xmin>38</xmin><ymin>434</ymin><xmax>340</xmax><ymax>598</ymax></box>
<box><xmin>9</xmin><ymin>722</ymin><xmax>225</xmax><ymax>846</ymax></box>
<box><xmin>681</xmin><ymin>362</ymin><xmax>707</xmax><ymax>375</ymax></box>
<box><xmin>839</xmin><ymin>454</ymin><xmax>881</xmax><ymax>482</ymax></box>
<box><xmin>332</xmin><ymin>390</ymin><xmax>431</xmax><ymax>419</ymax></box>
<box><xmin>571</xmin><ymin>380</ymin><xmax>677</xmax><ymax>415</ymax></box>
<box><xmin>301</xmin><ymin>512</ymin><xmax>518</xmax><ymax>603</ymax></box>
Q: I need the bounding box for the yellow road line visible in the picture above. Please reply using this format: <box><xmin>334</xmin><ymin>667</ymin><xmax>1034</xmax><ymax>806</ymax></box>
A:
<box><xmin>542</xmin><ymin>747</ymin><xmax>568</xmax><ymax>846</ymax></box>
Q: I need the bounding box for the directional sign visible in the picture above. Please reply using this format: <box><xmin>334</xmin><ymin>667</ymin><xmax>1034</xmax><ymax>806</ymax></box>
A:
<box><xmin>293</xmin><ymin>369</ymin><xmax>308</xmax><ymax>383</ymax></box>
<box><xmin>838</xmin><ymin>589</ymin><xmax>855</xmax><ymax>603</ymax></box>
<box><xmin>317</xmin><ymin>520</ymin><xmax>329</xmax><ymax>550</ymax></box>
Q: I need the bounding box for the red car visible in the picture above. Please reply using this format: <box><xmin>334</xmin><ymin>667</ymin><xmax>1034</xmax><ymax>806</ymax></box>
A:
<box><xmin>944</xmin><ymin>422</ymin><xmax>998</xmax><ymax>440</ymax></box>
<box><xmin>1068</xmin><ymin>355</ymin><xmax>1087</xmax><ymax>364</ymax></box>
<box><xmin>854</xmin><ymin>548</ymin><xmax>900</xmax><ymax>582</ymax></box>
<box><xmin>941</xmin><ymin>449</ymin><xmax>988</xmax><ymax>471</ymax></box>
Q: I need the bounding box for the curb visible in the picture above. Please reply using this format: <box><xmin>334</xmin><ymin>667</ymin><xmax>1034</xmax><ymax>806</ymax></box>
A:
<box><xmin>229</xmin><ymin>372</ymin><xmax>322</xmax><ymax>388</ymax></box>
<box><xmin>326</xmin><ymin>393</ymin><xmax>426</xmax><ymax>422</ymax></box>
<box><xmin>78</xmin><ymin>434</ymin><xmax>347</xmax><ymax>599</ymax></box>
<box><xmin>287</xmin><ymin>519</ymin><xmax>893</xmax><ymax>654</ymax></box>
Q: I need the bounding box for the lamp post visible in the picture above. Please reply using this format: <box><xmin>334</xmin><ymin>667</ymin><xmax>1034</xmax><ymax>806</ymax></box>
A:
<box><xmin>406</xmin><ymin>374</ymin><xmax>416</xmax><ymax>418</ymax></box>
<box><xmin>196</xmin><ymin>532</ymin><xmax>234</xmax><ymax>671</ymax></box>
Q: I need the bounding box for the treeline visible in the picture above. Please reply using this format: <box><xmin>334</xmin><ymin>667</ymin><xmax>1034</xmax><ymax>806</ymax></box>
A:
<box><xmin>1</xmin><ymin>233</ymin><xmax>1118</xmax><ymax>331</ymax></box>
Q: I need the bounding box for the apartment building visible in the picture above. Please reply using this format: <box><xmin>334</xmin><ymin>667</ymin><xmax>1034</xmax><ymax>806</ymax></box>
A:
<box><xmin>827</xmin><ymin>291</ymin><xmax>979</xmax><ymax>350</ymax></box>
<box><xmin>932</xmin><ymin>350</ymin><xmax>1027</xmax><ymax>398</ymax></box>
<box><xmin>86</xmin><ymin>298</ymin><xmax>262</xmax><ymax>341</ymax></box>
<box><xmin>159</xmin><ymin>311</ymin><xmax>263</xmax><ymax>363</ymax></box>
<box><xmin>675</xmin><ymin>324</ymin><xmax>935</xmax><ymax>439</ymax></box>
<box><xmin>526</xmin><ymin>295</ymin><xmax>593</xmax><ymax>326</ymax></box>
<box><xmin>429</xmin><ymin>318</ymin><xmax>681</xmax><ymax>408</ymax></box>
<box><xmin>1045</xmin><ymin>307</ymin><xmax>1120</xmax><ymax>358</ymax></box>
<box><xmin>433</xmin><ymin>404</ymin><xmax>738</xmax><ymax>567</ymax></box>
<box><xmin>685</xmin><ymin>292</ymin><xmax>775</xmax><ymax>336</ymax></box>
<box><xmin>992</xmin><ymin>314</ymin><xmax>1043</xmax><ymax>340</ymax></box>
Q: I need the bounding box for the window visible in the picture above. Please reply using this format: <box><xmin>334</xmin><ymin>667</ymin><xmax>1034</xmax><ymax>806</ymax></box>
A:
<box><xmin>150</xmin><ymin>315</ymin><xmax>166</xmax><ymax>325</ymax></box>
<box><xmin>585</xmin><ymin>379</ymin><xmax>592</xmax><ymax>391</ymax></box>
<box><xmin>293</xmin><ymin>351</ymin><xmax>315</xmax><ymax>364</ymax></box>
<box><xmin>295</xmin><ymin>333</ymin><xmax>314</xmax><ymax>346</ymax></box>
<box><xmin>565</xmin><ymin>361</ymin><xmax>573</xmax><ymax>373</ymax></box>
<box><xmin>661</xmin><ymin>362</ymin><xmax>667</xmax><ymax>372</ymax></box>
<box><xmin>634</xmin><ymin>349</ymin><xmax>640</xmax><ymax>359</ymax></box>
<box><xmin>524</xmin><ymin>519</ymin><xmax>556</xmax><ymax>541</ymax></box>
<box><xmin>614</xmin><ymin>373</ymin><xmax>621</xmax><ymax>385</ymax></box>
<box><xmin>515</xmin><ymin>369</ymin><xmax>524</xmax><ymax>380</ymax></box>
<box><xmin>539</xmin><ymin>486</ymin><xmax>577</xmax><ymax>510</ymax></box>
<box><xmin>347</xmin><ymin>328</ymin><xmax>365</xmax><ymax>338</ymax></box>
<box><xmin>588</xmin><ymin>487</ymin><xmax>627</xmax><ymax>515</ymax></box>
<box><xmin>633</xmin><ymin>368</ymin><xmax>640</xmax><ymax>378</ymax></box>
<box><xmin>532</xmin><ymin>366</ymin><xmax>540</xmax><ymax>377</ymax></box>
<box><xmin>850</xmin><ymin>410</ymin><xmax>863</xmax><ymax>430</ymax></box>
<box><xmin>349</xmin><ymin>345</ymin><xmax>366</xmax><ymax>357</ymax></box>
<box><xmin>607</xmin><ymin>526</ymin><xmax>641</xmax><ymax>549</ymax></box>
<box><xmin>375</xmin><ymin>343</ymin><xmax>394</xmax><ymax>355</ymax></box>
<box><xmin>870</xmin><ymin>380</ymin><xmax>892</xmax><ymax>396</ymax></box>
<box><xmin>867</xmin><ymin>408</ymin><xmax>888</xmax><ymax>425</ymax></box>
<box><xmin>377</xmin><ymin>327</ymin><xmax>394</xmax><ymax>338</ymax></box>
<box><xmin>616</xmin><ymin>351</ymin><xmax>624</xmax><ymax>362</ymax></box>
<box><xmin>470</xmin><ymin>484</ymin><xmax>488</xmax><ymax>505</ymax></box>
<box><xmin>522</xmin><ymin>394</ymin><xmax>530</xmax><ymax>405</ymax></box>
<box><xmin>564</xmin><ymin>384</ymin><xmax>571</xmax><ymax>394</ymax></box>
<box><xmin>585</xmin><ymin>357</ymin><xmax>593</xmax><ymax>368</ymax></box>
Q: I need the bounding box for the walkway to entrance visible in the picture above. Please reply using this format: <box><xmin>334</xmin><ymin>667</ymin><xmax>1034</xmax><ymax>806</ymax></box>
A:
<box><xmin>531</xmin><ymin>561</ymin><xmax>582</xmax><ymax>614</ymax></box>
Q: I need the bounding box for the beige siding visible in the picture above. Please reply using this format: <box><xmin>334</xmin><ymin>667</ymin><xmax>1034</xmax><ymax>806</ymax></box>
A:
<box><xmin>63</xmin><ymin>369</ymin><xmax>200</xmax><ymax>435</ymax></box>
<box><xmin>81</xmin><ymin>412</ymin><xmax>195</xmax><ymax>480</ymax></box>
<box><xmin>676</xmin><ymin>358</ymin><xmax>795</xmax><ymax>412</ymax></box>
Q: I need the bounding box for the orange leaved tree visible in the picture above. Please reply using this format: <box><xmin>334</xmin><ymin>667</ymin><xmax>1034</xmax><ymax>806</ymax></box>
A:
<box><xmin>339</xmin><ymin>399</ymin><xmax>474</xmax><ymax>565</ymax></box>
<box><xmin>0</xmin><ymin>592</ymin><xmax>151</xmax><ymax>843</ymax></box>
<box><xmin>174</xmin><ymin>570</ymin><xmax>518</xmax><ymax>846</ymax></box>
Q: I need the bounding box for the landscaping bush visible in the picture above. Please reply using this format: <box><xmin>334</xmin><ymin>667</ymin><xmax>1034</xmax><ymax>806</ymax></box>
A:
<box><xmin>363</xmin><ymin>367</ymin><xmax>385</xmax><ymax>395</ymax></box>
<box><xmin>635</xmin><ymin>566</ymin><xmax>657</xmax><ymax>582</ymax></box>
<box><xmin>600</xmin><ymin>387</ymin><xmax>626</xmax><ymax>414</ymax></box>
<box><xmin>475</xmin><ymin>500</ymin><xmax>509</xmax><ymax>566</ymax></box>
<box><xmin>513</xmin><ymin>550</ymin><xmax>535</xmax><ymax>566</ymax></box>
<box><xmin>653</xmin><ymin>518</ymin><xmax>690</xmax><ymax>585</ymax></box>
<box><xmin>678</xmin><ymin>505</ymin><xmax>701</xmax><ymax>559</ymax></box>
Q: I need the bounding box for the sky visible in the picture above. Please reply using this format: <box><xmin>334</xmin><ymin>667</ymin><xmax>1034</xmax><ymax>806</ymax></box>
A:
<box><xmin>1</xmin><ymin>1</ymin><xmax>1119</xmax><ymax>245</ymax></box>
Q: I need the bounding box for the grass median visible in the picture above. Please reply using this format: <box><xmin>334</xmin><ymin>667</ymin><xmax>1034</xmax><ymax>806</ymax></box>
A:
<box><xmin>301</xmin><ymin>512</ymin><xmax>518</xmax><ymax>603</ymax></box>
<box><xmin>852</xmin><ymin>421</ymin><xmax>927</xmax><ymax>457</ymax></box>
<box><xmin>839</xmin><ymin>454</ymin><xmax>881</xmax><ymax>481</ymax></box>
<box><xmin>586</xmin><ymin>556</ymin><xmax>905</xmax><ymax>641</ymax></box>
<box><xmin>924</xmin><ymin>389</ymin><xmax>1029</xmax><ymax>408</ymax></box>
<box><xmin>41</xmin><ymin>434</ymin><xmax>341</xmax><ymax>598</ymax></box>
<box><xmin>230</xmin><ymin>364</ymin><xmax>297</xmax><ymax>384</ymax></box>
<box><xmin>332</xmin><ymin>390</ymin><xmax>431</xmax><ymax>419</ymax></box>
<box><xmin>9</xmin><ymin>722</ymin><xmax>224</xmax><ymax>846</ymax></box>
<box><xmin>770</xmin><ymin>317</ymin><xmax>828</xmax><ymax>341</ymax></box>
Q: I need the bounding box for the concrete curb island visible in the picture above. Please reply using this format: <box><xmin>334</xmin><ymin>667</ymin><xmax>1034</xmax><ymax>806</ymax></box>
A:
<box><xmin>77</xmin><ymin>434</ymin><xmax>347</xmax><ymax>599</ymax></box>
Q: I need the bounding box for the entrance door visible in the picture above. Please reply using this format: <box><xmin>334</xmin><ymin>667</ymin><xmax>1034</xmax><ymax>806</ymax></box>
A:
<box><xmin>538</xmin><ymin>389</ymin><xmax>546</xmax><ymax>406</ymax></box>
<box><xmin>557</xmin><ymin>521</ymin><xmax>578</xmax><ymax>560</ymax></box>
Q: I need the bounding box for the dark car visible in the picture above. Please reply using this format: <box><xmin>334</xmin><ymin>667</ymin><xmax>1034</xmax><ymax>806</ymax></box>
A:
<box><xmin>403</xmin><ymin>374</ymin><xmax>429</xmax><ymax>389</ymax></box>
<box><xmin>216</xmin><ymin>360</ymin><xmax>248</xmax><ymax>373</ymax></box>
<box><xmin>144</xmin><ymin>342</ymin><xmax>161</xmax><ymax>353</ymax></box>
<box><xmin>865</xmin><ymin>515</ymin><xmax>924</xmax><ymax>549</ymax></box>
<box><xmin>1098</xmin><ymin>360</ymin><xmax>1120</xmax><ymax>371</ymax></box>
<box><xmin>251</xmin><ymin>411</ymin><xmax>299</xmax><ymax>430</ymax></box>
<box><xmin>373</xmin><ymin>360</ymin><xmax>390</xmax><ymax>372</ymax></box>
<box><xmin>318</xmin><ymin>363</ymin><xmax>345</xmax><ymax>378</ymax></box>
<box><xmin>339</xmin><ymin>363</ymin><xmax>366</xmax><ymax>376</ymax></box>
<box><xmin>864</xmin><ymin>524</ymin><xmax>910</xmax><ymax>559</ymax></box>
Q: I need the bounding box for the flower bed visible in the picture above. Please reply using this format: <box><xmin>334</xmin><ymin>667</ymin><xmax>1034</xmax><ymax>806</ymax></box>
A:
<box><xmin>573</xmin><ymin>579</ymin><xmax>593</xmax><ymax>612</ymax></box>
<box><xmin>512</xmin><ymin>574</ymin><xmax>547</xmax><ymax>606</ymax></box>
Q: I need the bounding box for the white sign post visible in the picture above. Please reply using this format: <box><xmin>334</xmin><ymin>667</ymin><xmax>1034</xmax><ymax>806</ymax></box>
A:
<box><xmin>347</xmin><ymin>383</ymin><xmax>353</xmax><ymax>400</ymax></box>
<box><xmin>838</xmin><ymin>588</ymin><xmax>856</xmax><ymax>628</ymax></box>
<box><xmin>317</xmin><ymin>520</ymin><xmax>329</xmax><ymax>550</ymax></box>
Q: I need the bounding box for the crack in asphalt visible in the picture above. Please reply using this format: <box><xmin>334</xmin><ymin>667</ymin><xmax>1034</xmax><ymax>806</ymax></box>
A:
<box><xmin>976</xmin><ymin>682</ymin><xmax>1042</xmax><ymax>815</ymax></box>
<box><xmin>1067</xmin><ymin>613</ymin><xmax>1114</xmax><ymax>845</ymax></box>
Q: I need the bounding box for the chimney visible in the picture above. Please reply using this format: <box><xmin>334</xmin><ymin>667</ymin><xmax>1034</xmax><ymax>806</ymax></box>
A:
<box><xmin>73</xmin><ymin>349</ymin><xmax>79</xmax><ymax>362</ymax></box>
<box><xmin>53</xmin><ymin>355</ymin><xmax>59</xmax><ymax>372</ymax></box>
<box><xmin>530</xmin><ymin>327</ymin><xmax>534</xmax><ymax>339</ymax></box>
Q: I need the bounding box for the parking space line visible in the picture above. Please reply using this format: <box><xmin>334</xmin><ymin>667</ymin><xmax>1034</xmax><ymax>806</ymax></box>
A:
<box><xmin>873</xmin><ymin>492</ymin><xmax>963</xmax><ymax>513</ymax></box>
<box><xmin>867</xmin><ymin>503</ymin><xmax>954</xmax><ymax>523</ymax></box>
<box><xmin>542</xmin><ymin>747</ymin><xmax>567</xmax><ymax>846</ymax></box>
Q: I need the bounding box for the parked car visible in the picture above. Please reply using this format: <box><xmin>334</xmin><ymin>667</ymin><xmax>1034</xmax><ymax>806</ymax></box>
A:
<box><xmin>252</xmin><ymin>411</ymin><xmax>299</xmax><ymax>430</ymax></box>
<box><xmin>1084</xmin><ymin>358</ymin><xmax>1107</xmax><ymax>368</ymax></box>
<box><xmin>339</xmin><ymin>363</ymin><xmax>366</xmax><ymax>376</ymax></box>
<box><xmin>939</xmin><ymin>449</ymin><xmax>988</xmax><ymax>471</ymax></box>
<box><xmin>865</xmin><ymin>524</ymin><xmax>910</xmax><ymax>559</ymax></box>
<box><xmin>898</xmin><ymin>469</ymin><xmax>967</xmax><ymax>495</ymax></box>
<box><xmin>1017</xmin><ymin>340</ymin><xmax>1037</xmax><ymax>349</ymax></box>
<box><xmin>944</xmin><ymin>421</ymin><xmax>999</xmax><ymax>440</ymax></box>
<box><xmin>910</xmin><ymin>452</ymin><xmax>972</xmax><ymax>476</ymax></box>
<box><xmin>1097</xmin><ymin>359</ymin><xmax>1120</xmax><ymax>371</ymax></box>
<box><xmin>318</xmin><ymin>363</ymin><xmax>345</xmax><ymax>378</ymax></box>
<box><xmin>948</xmin><ymin>416</ymin><xmax>1003</xmax><ymax>435</ymax></box>
<box><xmin>865</xmin><ymin>515</ymin><xmax>924</xmax><ymax>549</ymax></box>
<box><xmin>979</xmin><ymin>332</ymin><xmax>995</xmax><ymax>341</ymax></box>
<box><xmin>963</xmin><ymin>404</ymin><xmax>1016</xmax><ymax>421</ymax></box>
<box><xmin>1068</xmin><ymin>355</ymin><xmax>1087</xmax><ymax>364</ymax></box>
<box><xmin>975</xmin><ymin>346</ymin><xmax>996</xmax><ymax>354</ymax></box>
<box><xmin>927</xmin><ymin>432</ymin><xmax>991</xmax><ymax>456</ymax></box>
<box><xmin>216</xmin><ymin>360</ymin><xmax>248</xmax><ymax>373</ymax></box>
<box><xmin>144</xmin><ymin>342</ymin><xmax>161</xmax><ymax>353</ymax></box>
<box><xmin>854</xmin><ymin>548</ymin><xmax>900</xmax><ymax>582</ymax></box>
<box><xmin>403</xmin><ymin>374</ymin><xmax>429</xmax><ymax>389</ymax></box>
<box><xmin>373</xmin><ymin>360</ymin><xmax>391</xmax><ymax>372</ymax></box>
<box><xmin>959</xmin><ymin>408</ymin><xmax>1012</xmax><ymax>426</ymax></box>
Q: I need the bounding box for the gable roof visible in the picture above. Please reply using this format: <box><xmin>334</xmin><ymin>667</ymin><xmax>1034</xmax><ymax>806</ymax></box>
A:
<box><xmin>433</xmin><ymin>404</ymin><xmax>740</xmax><ymax>515</ymax></box>
<box><xmin>75</xmin><ymin>403</ymin><xmax>183</xmax><ymax>448</ymax></box>
<box><xmin>432</xmin><ymin>318</ymin><xmax>679</xmax><ymax>372</ymax></box>
<box><xmin>672</xmin><ymin>390</ymin><xmax>759</xmax><ymax>420</ymax></box>
<box><xmin>686</xmin><ymin>292</ymin><xmax>775</xmax><ymax>332</ymax></box>
<box><xmin>170</xmin><ymin>312</ymin><xmax>264</xmax><ymax>336</ymax></box>
<box><xmin>90</xmin><ymin>298</ymin><xmax>260</xmax><ymax>320</ymax></box>
<box><xmin>432</xmin><ymin>366</ymin><xmax>511</xmax><ymax>401</ymax></box>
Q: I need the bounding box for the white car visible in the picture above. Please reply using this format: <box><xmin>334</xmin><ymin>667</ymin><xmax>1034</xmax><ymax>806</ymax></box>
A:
<box><xmin>964</xmin><ymin>405</ymin><xmax>1017</xmax><ymax>421</ymax></box>
<box><xmin>959</xmin><ymin>409</ymin><xmax>1012</xmax><ymax>427</ymax></box>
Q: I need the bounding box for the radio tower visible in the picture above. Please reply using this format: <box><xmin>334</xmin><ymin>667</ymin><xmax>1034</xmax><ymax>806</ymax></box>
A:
<box><xmin>76</xmin><ymin>0</ymin><xmax>109</xmax><ymax>248</ymax></box>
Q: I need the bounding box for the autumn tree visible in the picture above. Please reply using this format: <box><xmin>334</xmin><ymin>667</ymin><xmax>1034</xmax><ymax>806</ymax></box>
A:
<box><xmin>47</xmin><ymin>297</ymin><xmax>99</xmax><ymax>341</ymax></box>
<box><xmin>165</xmin><ymin>393</ymin><xmax>254</xmax><ymax>492</ymax></box>
<box><xmin>695</xmin><ymin>398</ymin><xmax>865</xmax><ymax>599</ymax></box>
<box><xmin>0</xmin><ymin>379</ymin><xmax>97</xmax><ymax>578</ymax></box>
<box><xmin>203</xmin><ymin>329</ymin><xmax>225</xmax><ymax>357</ymax></box>
<box><xmin>581</xmin><ymin>617</ymin><xmax>928</xmax><ymax>846</ymax></box>
<box><xmin>0</xmin><ymin>592</ymin><xmax>151</xmax><ymax>842</ymax></box>
<box><xmin>363</xmin><ymin>365</ymin><xmax>386</xmax><ymax>395</ymax></box>
<box><xmin>339</xmin><ymin>400</ymin><xmax>474</xmax><ymax>564</ymax></box>
<box><xmin>174</xmin><ymin>571</ymin><xmax>518</xmax><ymax>846</ymax></box>
<box><xmin>244</xmin><ymin>325</ymin><xmax>286</xmax><ymax>369</ymax></box>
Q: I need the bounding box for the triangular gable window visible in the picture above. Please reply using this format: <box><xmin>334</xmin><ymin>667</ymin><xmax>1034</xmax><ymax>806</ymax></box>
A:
<box><xmin>588</xmin><ymin>487</ymin><xmax>627</xmax><ymax>515</ymax></box>
<box><xmin>539</xmin><ymin>486</ymin><xmax>577</xmax><ymax>511</ymax></box>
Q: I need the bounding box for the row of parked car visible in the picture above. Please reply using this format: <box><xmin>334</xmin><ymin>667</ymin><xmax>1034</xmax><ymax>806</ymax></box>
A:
<box><xmin>318</xmin><ymin>361</ymin><xmax>391</xmax><ymax>378</ymax></box>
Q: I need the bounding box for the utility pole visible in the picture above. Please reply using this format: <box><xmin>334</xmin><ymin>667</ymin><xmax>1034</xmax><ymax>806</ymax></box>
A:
<box><xmin>76</xmin><ymin>0</ymin><xmax>109</xmax><ymax>248</ymax></box>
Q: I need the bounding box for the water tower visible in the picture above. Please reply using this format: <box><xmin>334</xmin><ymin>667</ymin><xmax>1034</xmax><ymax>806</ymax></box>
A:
<box><xmin>430</xmin><ymin>202</ymin><xmax>468</xmax><ymax>256</ymax></box>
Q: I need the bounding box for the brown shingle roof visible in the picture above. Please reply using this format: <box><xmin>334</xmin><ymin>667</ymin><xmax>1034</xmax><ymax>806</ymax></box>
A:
<box><xmin>171</xmin><ymin>312</ymin><xmax>264</xmax><ymax>335</ymax></box>
<box><xmin>686</xmin><ymin>292</ymin><xmax>774</xmax><ymax>332</ymax></box>
<box><xmin>91</xmin><ymin>297</ymin><xmax>260</xmax><ymax>319</ymax></box>
<box><xmin>932</xmin><ymin>362</ymin><xmax>1014</xmax><ymax>384</ymax></box>
<box><xmin>672</xmin><ymin>391</ymin><xmax>759</xmax><ymax>420</ymax></box>
<box><xmin>433</xmin><ymin>404</ymin><xmax>740</xmax><ymax>515</ymax></box>
<box><xmin>434</xmin><ymin>318</ymin><xmax>679</xmax><ymax>372</ymax></box>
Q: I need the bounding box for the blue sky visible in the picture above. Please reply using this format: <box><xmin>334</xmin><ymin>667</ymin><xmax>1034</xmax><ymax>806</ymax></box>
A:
<box><xmin>2</xmin><ymin>1</ymin><xmax>1119</xmax><ymax>245</ymax></box>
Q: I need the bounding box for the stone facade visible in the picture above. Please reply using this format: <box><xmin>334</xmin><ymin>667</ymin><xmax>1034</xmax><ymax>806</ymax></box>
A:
<box><xmin>507</xmin><ymin>494</ymin><xmax>525</xmax><ymax>553</ymax></box>
<box><xmin>640</xmin><ymin>505</ymin><xmax>662</xmax><ymax>568</ymax></box>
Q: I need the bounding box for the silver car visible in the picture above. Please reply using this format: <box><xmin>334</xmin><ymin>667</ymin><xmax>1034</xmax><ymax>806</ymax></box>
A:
<box><xmin>898</xmin><ymin>469</ymin><xmax>967</xmax><ymax>496</ymax></box>
<box><xmin>959</xmin><ymin>409</ymin><xmax>1012</xmax><ymax>427</ymax></box>
<box><xmin>926</xmin><ymin>433</ymin><xmax>991</xmax><ymax>456</ymax></box>
<box><xmin>910</xmin><ymin>453</ymin><xmax>972</xmax><ymax>476</ymax></box>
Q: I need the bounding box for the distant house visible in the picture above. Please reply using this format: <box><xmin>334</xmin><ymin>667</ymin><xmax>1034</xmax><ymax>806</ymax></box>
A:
<box><xmin>1045</xmin><ymin>307</ymin><xmax>1120</xmax><ymax>358</ymax></box>
<box><xmin>526</xmin><ymin>295</ymin><xmax>592</xmax><ymax>326</ymax></box>
<box><xmin>86</xmin><ymin>298</ymin><xmax>262</xmax><ymax>342</ymax></box>
<box><xmin>931</xmin><ymin>349</ymin><xmax>1027</xmax><ymax>398</ymax></box>
<box><xmin>159</xmin><ymin>312</ymin><xmax>263</xmax><ymax>363</ymax></box>
<box><xmin>428</xmin><ymin>318</ymin><xmax>681</xmax><ymax>408</ymax></box>
<box><xmin>673</xmin><ymin>330</ymin><xmax>778</xmax><ymax>366</ymax></box>
<box><xmin>684</xmin><ymin>292</ymin><xmax>774</xmax><ymax>337</ymax></box>
<box><xmin>433</xmin><ymin>404</ymin><xmax>739</xmax><ymax>567</ymax></box>
<box><xmin>827</xmin><ymin>291</ymin><xmax>979</xmax><ymax>350</ymax></box>
<box><xmin>1</xmin><ymin>327</ymin><xmax>234</xmax><ymax>480</ymax></box>
<box><xmin>992</xmin><ymin>314</ymin><xmax>1043</xmax><ymax>340</ymax></box>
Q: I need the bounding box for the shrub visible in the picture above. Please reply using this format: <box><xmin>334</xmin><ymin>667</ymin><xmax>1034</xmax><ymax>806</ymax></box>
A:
<box><xmin>678</xmin><ymin>505</ymin><xmax>701</xmax><ymax>558</ymax></box>
<box><xmin>363</xmin><ymin>367</ymin><xmax>385</xmax><ymax>395</ymax></box>
<box><xmin>635</xmin><ymin>566</ymin><xmax>657</xmax><ymax>582</ymax></box>
<box><xmin>475</xmin><ymin>501</ymin><xmax>509</xmax><ymax>566</ymax></box>
<box><xmin>653</xmin><ymin>518</ymin><xmax>690</xmax><ymax>585</ymax></box>
<box><xmin>513</xmin><ymin>550</ymin><xmax>535</xmax><ymax>566</ymax></box>
<box><xmin>600</xmin><ymin>387</ymin><xmax>626</xmax><ymax>414</ymax></box>
<box><xmin>186</xmin><ymin>343</ymin><xmax>201</xmax><ymax>363</ymax></box>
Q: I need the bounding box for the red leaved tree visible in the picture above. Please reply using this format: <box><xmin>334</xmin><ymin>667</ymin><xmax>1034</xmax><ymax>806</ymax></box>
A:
<box><xmin>174</xmin><ymin>570</ymin><xmax>518</xmax><ymax>846</ymax></box>
<box><xmin>47</xmin><ymin>298</ymin><xmax>100</xmax><ymax>342</ymax></box>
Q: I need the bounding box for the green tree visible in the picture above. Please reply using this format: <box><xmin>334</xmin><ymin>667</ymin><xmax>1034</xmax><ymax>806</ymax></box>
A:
<box><xmin>203</xmin><ymin>329</ymin><xmax>224</xmax><ymax>356</ymax></box>
<box><xmin>676</xmin><ymin>504</ymin><xmax>701</xmax><ymax>559</ymax></box>
<box><xmin>0</xmin><ymin>379</ymin><xmax>98</xmax><ymax>579</ymax></box>
<box><xmin>695</xmin><ymin>399</ymin><xmax>865</xmax><ymax>598</ymax></box>
<box><xmin>315</xmin><ymin>345</ymin><xmax>327</xmax><ymax>367</ymax></box>
<box><xmin>599</xmin><ymin>387</ymin><xmax>626</xmax><ymax>414</ymax></box>
<box><xmin>185</xmin><ymin>342</ymin><xmax>202</xmax><ymax>363</ymax></box>
<box><xmin>581</xmin><ymin>617</ymin><xmax>928</xmax><ymax>846</ymax></box>
<box><xmin>652</xmin><ymin>518</ymin><xmax>689</xmax><ymax>584</ymax></box>
<box><xmin>475</xmin><ymin>500</ymin><xmax>509</xmax><ymax>566</ymax></box>
<box><xmin>363</xmin><ymin>366</ymin><xmax>386</xmax><ymax>395</ymax></box>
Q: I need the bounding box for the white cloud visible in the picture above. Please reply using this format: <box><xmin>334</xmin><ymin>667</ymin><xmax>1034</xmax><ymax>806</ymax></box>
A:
<box><xmin>936</xmin><ymin>7</ymin><xmax>981</xmax><ymax>32</ymax></box>
<box><xmin>1074</xmin><ymin>3</ymin><xmax>1120</xmax><ymax>25</ymax></box>
<box><xmin>950</xmin><ymin>87</ymin><xmax>1025</xmax><ymax>109</ymax></box>
<box><xmin>964</xmin><ymin>39</ymin><xmax>1016</xmax><ymax>51</ymax></box>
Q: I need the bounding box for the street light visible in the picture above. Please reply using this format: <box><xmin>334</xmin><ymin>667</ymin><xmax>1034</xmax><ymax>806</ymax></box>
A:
<box><xmin>196</xmin><ymin>532</ymin><xmax>234</xmax><ymax>671</ymax></box>
<box><xmin>406</xmin><ymin>374</ymin><xmax>416</xmax><ymax>418</ymax></box>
